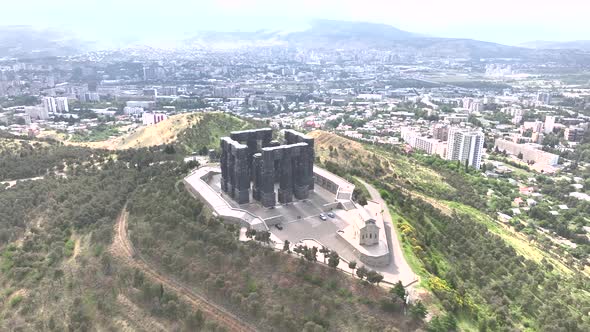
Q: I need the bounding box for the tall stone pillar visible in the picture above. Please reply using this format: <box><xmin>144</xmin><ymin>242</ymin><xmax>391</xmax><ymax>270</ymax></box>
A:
<box><xmin>260</xmin><ymin>149</ymin><xmax>276</xmax><ymax>207</ymax></box>
<box><xmin>246</xmin><ymin>137</ymin><xmax>257</xmax><ymax>180</ymax></box>
<box><xmin>278</xmin><ymin>147</ymin><xmax>294</xmax><ymax>204</ymax></box>
<box><xmin>220</xmin><ymin>138</ymin><xmax>229</xmax><ymax>193</ymax></box>
<box><xmin>304</xmin><ymin>137</ymin><xmax>315</xmax><ymax>191</ymax></box>
<box><xmin>293</xmin><ymin>145</ymin><xmax>309</xmax><ymax>200</ymax></box>
<box><xmin>252</xmin><ymin>153</ymin><xmax>262</xmax><ymax>201</ymax></box>
<box><xmin>233</xmin><ymin>145</ymin><xmax>250</xmax><ymax>204</ymax></box>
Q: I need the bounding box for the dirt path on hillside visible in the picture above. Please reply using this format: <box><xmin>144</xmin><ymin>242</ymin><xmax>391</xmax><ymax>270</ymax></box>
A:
<box><xmin>110</xmin><ymin>207</ymin><xmax>257</xmax><ymax>332</ymax></box>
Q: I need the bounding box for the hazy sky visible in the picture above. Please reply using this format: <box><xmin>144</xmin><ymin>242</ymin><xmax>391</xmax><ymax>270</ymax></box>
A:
<box><xmin>3</xmin><ymin>0</ymin><xmax>589</xmax><ymax>44</ymax></box>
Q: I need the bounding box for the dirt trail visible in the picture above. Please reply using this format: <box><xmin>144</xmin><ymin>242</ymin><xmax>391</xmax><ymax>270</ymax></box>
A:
<box><xmin>110</xmin><ymin>207</ymin><xmax>257</xmax><ymax>332</ymax></box>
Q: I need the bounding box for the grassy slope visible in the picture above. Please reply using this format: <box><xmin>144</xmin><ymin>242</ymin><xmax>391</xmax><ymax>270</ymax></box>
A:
<box><xmin>0</xmin><ymin>141</ymin><xmax>225</xmax><ymax>331</ymax></box>
<box><xmin>310</xmin><ymin>130</ymin><xmax>590</xmax><ymax>330</ymax></box>
<box><xmin>310</xmin><ymin>130</ymin><xmax>573</xmax><ymax>274</ymax></box>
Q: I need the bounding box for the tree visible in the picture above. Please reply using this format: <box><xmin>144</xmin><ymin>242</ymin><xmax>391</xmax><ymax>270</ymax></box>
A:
<box><xmin>391</xmin><ymin>281</ymin><xmax>407</xmax><ymax>302</ymax></box>
<box><xmin>163</xmin><ymin>145</ymin><xmax>176</xmax><ymax>154</ymax></box>
<box><xmin>427</xmin><ymin>314</ymin><xmax>457</xmax><ymax>332</ymax></box>
<box><xmin>283</xmin><ymin>240</ymin><xmax>290</xmax><ymax>252</ymax></box>
<box><xmin>356</xmin><ymin>266</ymin><xmax>368</xmax><ymax>280</ymax></box>
<box><xmin>254</xmin><ymin>230</ymin><xmax>271</xmax><ymax>243</ymax></box>
<box><xmin>517</xmin><ymin>152</ymin><xmax>524</xmax><ymax>159</ymax></box>
<box><xmin>319</xmin><ymin>246</ymin><xmax>330</xmax><ymax>264</ymax></box>
<box><xmin>409</xmin><ymin>301</ymin><xmax>427</xmax><ymax>320</ymax></box>
<box><xmin>245</xmin><ymin>229</ymin><xmax>257</xmax><ymax>239</ymax></box>
<box><xmin>304</xmin><ymin>246</ymin><xmax>318</xmax><ymax>262</ymax></box>
<box><xmin>328</xmin><ymin>250</ymin><xmax>340</xmax><ymax>269</ymax></box>
<box><xmin>348</xmin><ymin>260</ymin><xmax>357</xmax><ymax>276</ymax></box>
<box><xmin>367</xmin><ymin>270</ymin><xmax>384</xmax><ymax>285</ymax></box>
<box><xmin>185</xmin><ymin>310</ymin><xmax>205</xmax><ymax>330</ymax></box>
<box><xmin>293</xmin><ymin>244</ymin><xmax>304</xmax><ymax>257</ymax></box>
<box><xmin>373</xmin><ymin>273</ymin><xmax>384</xmax><ymax>285</ymax></box>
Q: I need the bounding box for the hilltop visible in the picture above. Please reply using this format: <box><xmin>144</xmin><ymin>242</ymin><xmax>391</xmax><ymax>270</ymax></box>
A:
<box><xmin>0</xmin><ymin>120</ymin><xmax>422</xmax><ymax>331</ymax></box>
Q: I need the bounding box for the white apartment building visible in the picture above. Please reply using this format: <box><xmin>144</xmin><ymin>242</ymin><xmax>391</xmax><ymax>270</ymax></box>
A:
<box><xmin>56</xmin><ymin>97</ymin><xmax>69</xmax><ymax>113</ymax></box>
<box><xmin>446</xmin><ymin>127</ymin><xmax>485</xmax><ymax>169</ymax></box>
<box><xmin>544</xmin><ymin>116</ymin><xmax>556</xmax><ymax>134</ymax></box>
<box><xmin>124</xmin><ymin>106</ymin><xmax>144</xmax><ymax>115</ymax></box>
<box><xmin>42</xmin><ymin>97</ymin><xmax>56</xmax><ymax>113</ymax></box>
<box><xmin>25</xmin><ymin>106</ymin><xmax>49</xmax><ymax>121</ymax></box>
<box><xmin>523</xmin><ymin>121</ymin><xmax>544</xmax><ymax>133</ymax></box>
<box><xmin>401</xmin><ymin>128</ymin><xmax>447</xmax><ymax>158</ymax></box>
<box><xmin>495</xmin><ymin>139</ymin><xmax>559</xmax><ymax>166</ymax></box>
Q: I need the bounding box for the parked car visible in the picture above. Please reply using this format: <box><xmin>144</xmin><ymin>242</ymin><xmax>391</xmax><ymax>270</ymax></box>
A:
<box><xmin>319</xmin><ymin>213</ymin><xmax>327</xmax><ymax>221</ymax></box>
<box><xmin>275</xmin><ymin>224</ymin><xmax>283</xmax><ymax>230</ymax></box>
<box><xmin>327</xmin><ymin>212</ymin><xmax>335</xmax><ymax>218</ymax></box>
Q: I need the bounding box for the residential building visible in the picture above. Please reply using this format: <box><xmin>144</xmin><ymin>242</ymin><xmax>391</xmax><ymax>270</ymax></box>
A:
<box><xmin>446</xmin><ymin>127</ymin><xmax>485</xmax><ymax>169</ymax></box>
<box><xmin>495</xmin><ymin>139</ymin><xmax>559</xmax><ymax>166</ymax></box>
<box><xmin>544</xmin><ymin>116</ymin><xmax>556</xmax><ymax>134</ymax></box>
<box><xmin>124</xmin><ymin>106</ymin><xmax>144</xmax><ymax>115</ymax></box>
<box><xmin>432</xmin><ymin>124</ymin><xmax>449</xmax><ymax>141</ymax></box>
<box><xmin>25</xmin><ymin>106</ymin><xmax>49</xmax><ymax>120</ymax></box>
<box><xmin>142</xmin><ymin>112</ymin><xmax>168</xmax><ymax>125</ymax></box>
<box><xmin>55</xmin><ymin>97</ymin><xmax>69</xmax><ymax>113</ymax></box>
<box><xmin>470</xmin><ymin>101</ymin><xmax>483</xmax><ymax>113</ymax></box>
<box><xmin>537</xmin><ymin>92</ymin><xmax>551</xmax><ymax>105</ymax></box>
<box><xmin>42</xmin><ymin>97</ymin><xmax>56</xmax><ymax>113</ymax></box>
<box><xmin>564</xmin><ymin>127</ymin><xmax>585</xmax><ymax>142</ymax></box>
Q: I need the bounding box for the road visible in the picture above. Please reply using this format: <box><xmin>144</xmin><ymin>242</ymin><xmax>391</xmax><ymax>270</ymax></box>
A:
<box><xmin>356</xmin><ymin>179</ymin><xmax>419</xmax><ymax>288</ymax></box>
<box><xmin>110</xmin><ymin>207</ymin><xmax>257</xmax><ymax>332</ymax></box>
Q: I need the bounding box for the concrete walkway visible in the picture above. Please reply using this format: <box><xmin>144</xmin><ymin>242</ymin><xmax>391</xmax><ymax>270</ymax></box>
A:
<box><xmin>357</xmin><ymin>178</ymin><xmax>419</xmax><ymax>288</ymax></box>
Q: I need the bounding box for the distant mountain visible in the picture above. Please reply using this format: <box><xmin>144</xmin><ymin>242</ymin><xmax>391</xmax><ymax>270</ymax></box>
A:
<box><xmin>186</xmin><ymin>19</ymin><xmax>533</xmax><ymax>59</ymax></box>
<box><xmin>1</xmin><ymin>20</ymin><xmax>589</xmax><ymax>61</ymax></box>
<box><xmin>0</xmin><ymin>26</ymin><xmax>92</xmax><ymax>58</ymax></box>
<box><xmin>520</xmin><ymin>40</ymin><xmax>590</xmax><ymax>51</ymax></box>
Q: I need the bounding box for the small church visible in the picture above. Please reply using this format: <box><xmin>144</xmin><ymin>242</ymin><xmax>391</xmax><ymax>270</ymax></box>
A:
<box><xmin>353</xmin><ymin>201</ymin><xmax>381</xmax><ymax>246</ymax></box>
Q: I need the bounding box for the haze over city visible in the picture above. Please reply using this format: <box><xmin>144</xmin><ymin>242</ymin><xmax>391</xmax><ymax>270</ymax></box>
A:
<box><xmin>3</xmin><ymin>0</ymin><xmax>590</xmax><ymax>45</ymax></box>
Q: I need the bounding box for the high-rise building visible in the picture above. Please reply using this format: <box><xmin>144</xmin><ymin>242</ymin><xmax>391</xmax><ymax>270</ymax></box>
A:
<box><xmin>42</xmin><ymin>97</ymin><xmax>56</xmax><ymax>113</ymax></box>
<box><xmin>446</xmin><ymin>127</ymin><xmax>485</xmax><ymax>169</ymax></box>
<box><xmin>537</xmin><ymin>92</ymin><xmax>552</xmax><ymax>105</ymax></box>
<box><xmin>544</xmin><ymin>116</ymin><xmax>556</xmax><ymax>134</ymax></box>
<box><xmin>78</xmin><ymin>92</ymin><xmax>100</xmax><ymax>103</ymax></box>
<box><xmin>432</xmin><ymin>124</ymin><xmax>449</xmax><ymax>141</ymax></box>
<box><xmin>55</xmin><ymin>97</ymin><xmax>69</xmax><ymax>113</ymax></box>
<box><xmin>469</xmin><ymin>101</ymin><xmax>483</xmax><ymax>113</ymax></box>
<box><xmin>462</xmin><ymin>97</ymin><xmax>473</xmax><ymax>109</ymax></box>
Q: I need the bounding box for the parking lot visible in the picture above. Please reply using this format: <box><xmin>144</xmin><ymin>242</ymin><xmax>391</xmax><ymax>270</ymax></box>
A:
<box><xmin>206</xmin><ymin>173</ymin><xmax>358</xmax><ymax>262</ymax></box>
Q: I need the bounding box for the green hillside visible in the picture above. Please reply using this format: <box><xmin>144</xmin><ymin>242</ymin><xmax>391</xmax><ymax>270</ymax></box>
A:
<box><xmin>0</xmin><ymin>116</ymin><xmax>422</xmax><ymax>331</ymax></box>
<box><xmin>311</xmin><ymin>130</ymin><xmax>590</xmax><ymax>332</ymax></box>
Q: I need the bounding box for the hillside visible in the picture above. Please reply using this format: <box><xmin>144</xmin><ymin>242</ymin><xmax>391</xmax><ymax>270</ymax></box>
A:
<box><xmin>67</xmin><ymin>113</ymin><xmax>200</xmax><ymax>150</ymax></box>
<box><xmin>64</xmin><ymin>112</ymin><xmax>257</xmax><ymax>153</ymax></box>
<box><xmin>0</xmin><ymin>118</ymin><xmax>424</xmax><ymax>331</ymax></box>
<box><xmin>310</xmin><ymin>130</ymin><xmax>590</xmax><ymax>331</ymax></box>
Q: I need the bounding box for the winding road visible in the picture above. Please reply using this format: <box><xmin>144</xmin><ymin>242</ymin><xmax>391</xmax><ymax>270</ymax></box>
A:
<box><xmin>110</xmin><ymin>207</ymin><xmax>257</xmax><ymax>332</ymax></box>
<box><xmin>356</xmin><ymin>179</ymin><xmax>419</xmax><ymax>288</ymax></box>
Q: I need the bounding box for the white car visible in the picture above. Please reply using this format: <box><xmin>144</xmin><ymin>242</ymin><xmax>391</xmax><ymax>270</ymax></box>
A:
<box><xmin>319</xmin><ymin>213</ymin><xmax>327</xmax><ymax>221</ymax></box>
